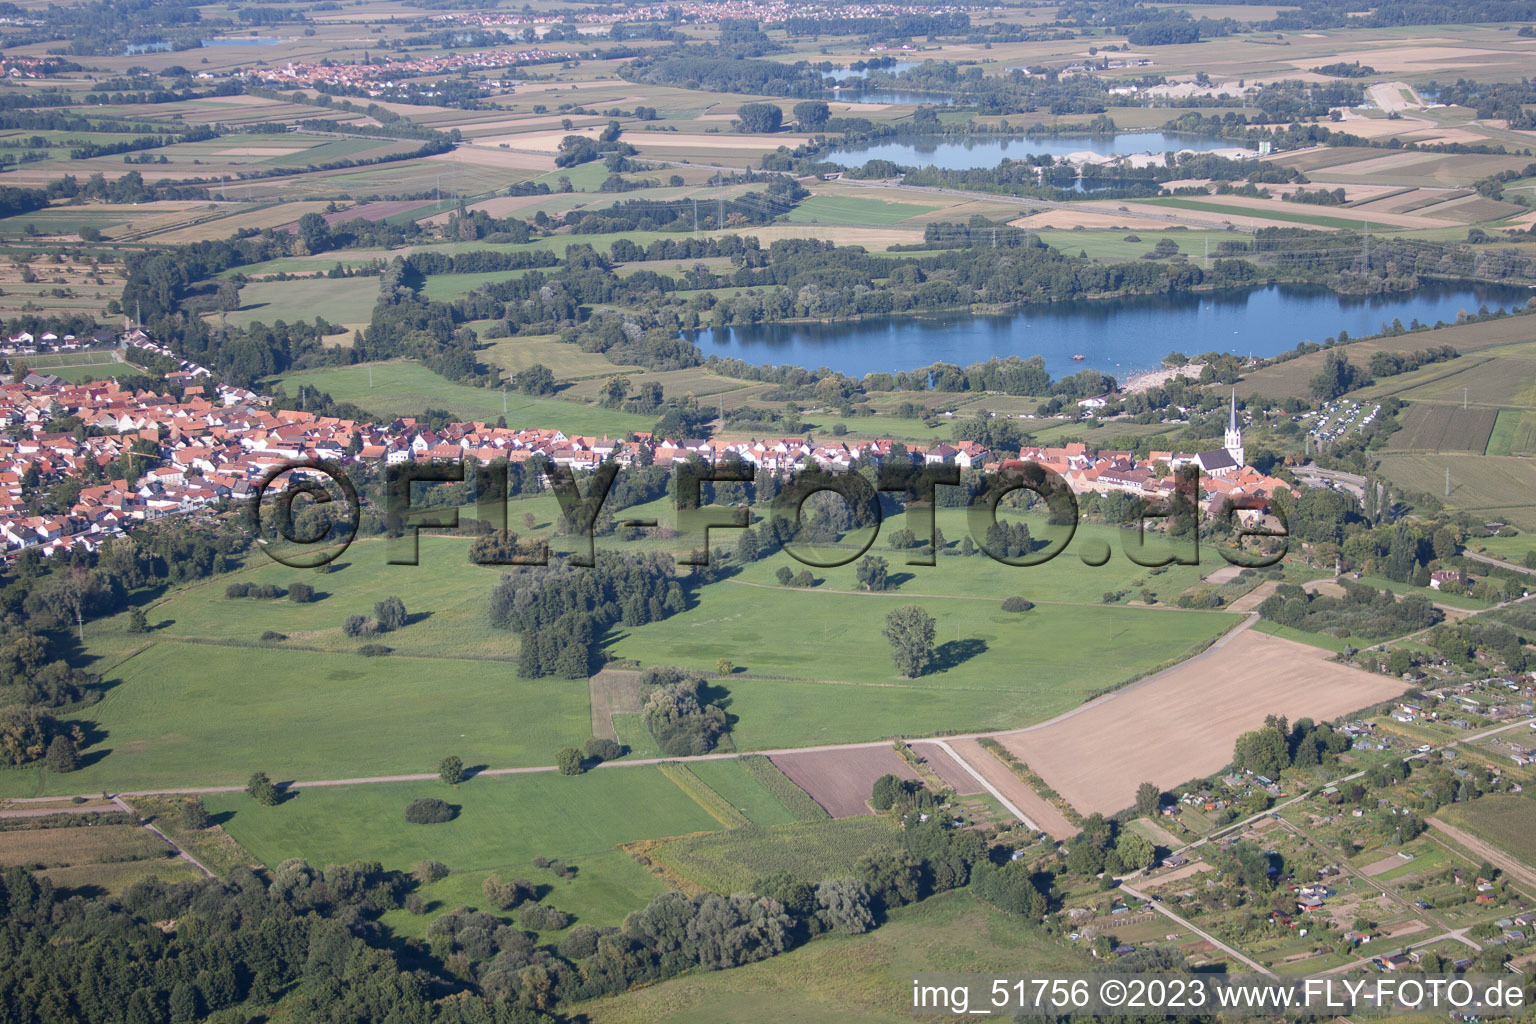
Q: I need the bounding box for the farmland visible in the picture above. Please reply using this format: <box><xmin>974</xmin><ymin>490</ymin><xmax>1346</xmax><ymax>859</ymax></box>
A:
<box><xmin>1383</xmin><ymin>404</ymin><xmax>1498</xmax><ymax>454</ymax></box>
<box><xmin>649</xmin><ymin>818</ymin><xmax>902</xmax><ymax>895</ymax></box>
<box><xmin>996</xmin><ymin>630</ymin><xmax>1411</xmax><ymax>815</ymax></box>
<box><xmin>1436</xmin><ymin>795</ymin><xmax>1536</xmax><ymax>868</ymax></box>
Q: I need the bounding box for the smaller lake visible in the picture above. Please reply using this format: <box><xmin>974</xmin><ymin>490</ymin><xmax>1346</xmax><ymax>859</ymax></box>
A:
<box><xmin>825</xmin><ymin>132</ymin><xmax>1253</xmax><ymax>169</ymax></box>
<box><xmin>823</xmin><ymin>62</ymin><xmax>954</xmax><ymax>105</ymax></box>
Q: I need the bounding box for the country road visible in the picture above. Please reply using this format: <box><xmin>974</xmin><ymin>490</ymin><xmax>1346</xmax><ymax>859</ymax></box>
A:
<box><xmin>1427</xmin><ymin>819</ymin><xmax>1536</xmax><ymax>892</ymax></box>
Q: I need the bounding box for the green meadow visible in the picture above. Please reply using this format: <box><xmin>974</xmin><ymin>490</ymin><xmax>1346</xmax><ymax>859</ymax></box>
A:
<box><xmin>206</xmin><ymin>769</ymin><xmax>724</xmax><ymax>937</ymax></box>
<box><xmin>269</xmin><ymin>360</ymin><xmax>657</xmax><ymax>436</ymax></box>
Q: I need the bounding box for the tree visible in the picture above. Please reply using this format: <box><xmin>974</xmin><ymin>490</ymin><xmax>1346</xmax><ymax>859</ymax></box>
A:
<box><xmin>1116</xmin><ymin>831</ymin><xmax>1157</xmax><ymax>873</ymax></box>
<box><xmin>871</xmin><ymin>773</ymin><xmax>902</xmax><ymax>811</ymax></box>
<box><xmin>556</xmin><ymin>747</ymin><xmax>585</xmax><ymax>775</ymax></box>
<box><xmin>374</xmin><ymin>595</ymin><xmax>407</xmax><ymax>632</ymax></box>
<box><xmin>1135</xmin><ymin>781</ymin><xmax>1163</xmax><ymax>817</ymax></box>
<box><xmin>246</xmin><ymin>771</ymin><xmax>279</xmax><ymax>806</ymax></box>
<box><xmin>482</xmin><ymin>873</ymin><xmax>535</xmax><ymax>910</ymax></box>
<box><xmin>883</xmin><ymin>605</ymin><xmax>936</xmax><ymax>677</ymax></box>
<box><xmin>179</xmin><ymin>798</ymin><xmax>211</xmax><ymax>830</ymax></box>
<box><xmin>856</xmin><ymin>554</ymin><xmax>889</xmax><ymax>592</ymax></box>
<box><xmin>793</xmin><ymin>100</ymin><xmax>830</xmax><ymax>131</ymax></box>
<box><xmin>775</xmin><ymin>566</ymin><xmax>794</xmax><ymax>586</ymax></box>
<box><xmin>716</xmin><ymin>657</ymin><xmax>734</xmax><ymax>675</ymax></box>
<box><xmin>815</xmin><ymin>878</ymin><xmax>874</xmax><ymax>933</ymax></box>
<box><xmin>341</xmin><ymin>614</ymin><xmax>369</xmax><ymax>638</ymax></box>
<box><xmin>126</xmin><ymin>606</ymin><xmax>150</xmax><ymax>633</ymax></box>
<box><xmin>736</xmin><ymin>102</ymin><xmax>783</xmax><ymax>133</ymax></box>
<box><xmin>44</xmin><ymin>735</ymin><xmax>78</xmax><ymax>773</ymax></box>
<box><xmin>288</xmin><ymin>581</ymin><xmax>315</xmax><ymax>603</ymax></box>
<box><xmin>439</xmin><ymin>755</ymin><xmax>464</xmax><ymax>785</ymax></box>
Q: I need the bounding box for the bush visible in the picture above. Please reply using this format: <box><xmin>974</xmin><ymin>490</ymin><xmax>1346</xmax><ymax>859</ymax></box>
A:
<box><xmin>558</xmin><ymin>923</ymin><xmax>603</xmax><ymax>959</ymax></box>
<box><xmin>583</xmin><ymin>736</ymin><xmax>623</xmax><ymax>763</ymax></box>
<box><xmin>288</xmin><ymin>581</ymin><xmax>315</xmax><ymax>603</ymax></box>
<box><xmin>482</xmin><ymin>873</ymin><xmax>536</xmax><ymax>910</ymax></box>
<box><xmin>260</xmin><ymin>630</ymin><xmax>287</xmax><ymax>642</ymax></box>
<box><xmin>341</xmin><ymin>614</ymin><xmax>370</xmax><ymax>638</ymax></box>
<box><xmin>517</xmin><ymin>903</ymin><xmax>570</xmax><ymax>931</ymax></box>
<box><xmin>404</xmin><ymin>797</ymin><xmax>455</xmax><ymax>824</ymax></box>
<box><xmin>1000</xmin><ymin>596</ymin><xmax>1034</xmax><ymax>612</ymax></box>
<box><xmin>413</xmin><ymin>860</ymin><xmax>449</xmax><ymax>883</ymax></box>
<box><xmin>357</xmin><ymin>644</ymin><xmax>392</xmax><ymax>656</ymax></box>
<box><xmin>178</xmin><ymin>798</ymin><xmax>211</xmax><ymax>830</ymax></box>
<box><xmin>556</xmin><ymin>747</ymin><xmax>586</xmax><ymax>775</ymax></box>
<box><xmin>404</xmin><ymin>893</ymin><xmax>426</xmax><ymax>914</ymax></box>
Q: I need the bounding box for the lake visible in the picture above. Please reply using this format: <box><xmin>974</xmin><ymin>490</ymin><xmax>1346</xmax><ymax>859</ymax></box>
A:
<box><xmin>688</xmin><ymin>283</ymin><xmax>1533</xmax><ymax>379</ymax></box>
<box><xmin>825</xmin><ymin>132</ymin><xmax>1253</xmax><ymax>169</ymax></box>
<box><xmin>823</xmin><ymin>62</ymin><xmax>955</xmax><ymax>105</ymax></box>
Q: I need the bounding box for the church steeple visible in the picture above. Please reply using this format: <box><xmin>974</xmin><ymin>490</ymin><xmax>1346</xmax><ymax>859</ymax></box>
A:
<box><xmin>1224</xmin><ymin>389</ymin><xmax>1244</xmax><ymax>468</ymax></box>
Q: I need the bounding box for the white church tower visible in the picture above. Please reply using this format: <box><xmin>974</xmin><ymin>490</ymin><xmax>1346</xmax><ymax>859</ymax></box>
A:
<box><xmin>1224</xmin><ymin>389</ymin><xmax>1245</xmax><ymax>468</ymax></box>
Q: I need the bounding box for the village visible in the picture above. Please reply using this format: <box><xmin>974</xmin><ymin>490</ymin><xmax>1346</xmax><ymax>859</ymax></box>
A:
<box><xmin>0</xmin><ymin>329</ymin><xmax>1294</xmax><ymax>560</ymax></box>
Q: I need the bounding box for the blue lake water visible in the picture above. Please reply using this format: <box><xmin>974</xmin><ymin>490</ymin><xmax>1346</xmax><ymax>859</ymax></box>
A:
<box><xmin>825</xmin><ymin>132</ymin><xmax>1253</xmax><ymax>169</ymax></box>
<box><xmin>689</xmin><ymin>283</ymin><xmax>1534</xmax><ymax>378</ymax></box>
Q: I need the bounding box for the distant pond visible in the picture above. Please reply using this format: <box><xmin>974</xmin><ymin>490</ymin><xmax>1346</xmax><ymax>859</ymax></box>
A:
<box><xmin>824</xmin><ymin>132</ymin><xmax>1254</xmax><ymax>169</ymax></box>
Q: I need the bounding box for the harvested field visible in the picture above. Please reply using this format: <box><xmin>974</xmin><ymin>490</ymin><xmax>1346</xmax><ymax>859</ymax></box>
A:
<box><xmin>326</xmin><ymin>200</ymin><xmax>432</xmax><ymax>225</ymax></box>
<box><xmin>768</xmin><ymin>747</ymin><xmax>919</xmax><ymax>818</ymax></box>
<box><xmin>1012</xmin><ymin>210</ymin><xmax>1174</xmax><ymax>231</ymax></box>
<box><xmin>941</xmin><ymin>738</ymin><xmax>1078</xmax><ymax>840</ymax></box>
<box><xmin>589</xmin><ymin>669</ymin><xmax>642</xmax><ymax>742</ymax></box>
<box><xmin>907</xmin><ymin>741</ymin><xmax>984</xmax><ymax>796</ymax></box>
<box><xmin>997</xmin><ymin>630</ymin><xmax>1410</xmax><ymax>816</ymax></box>
<box><xmin>1361</xmin><ymin>853</ymin><xmax>1413</xmax><ymax>877</ymax></box>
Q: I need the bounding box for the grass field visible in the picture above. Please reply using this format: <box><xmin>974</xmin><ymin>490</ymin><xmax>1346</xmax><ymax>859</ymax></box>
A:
<box><xmin>269</xmin><ymin>361</ymin><xmax>657</xmax><ymax>436</ymax></box>
<box><xmin>1</xmin><ymin>637</ymin><xmax>590</xmax><ymax>797</ymax></box>
<box><xmin>228</xmin><ymin>277</ymin><xmax>380</xmax><ymax>329</ymax></box>
<box><xmin>581</xmin><ymin>889</ymin><xmax>1087</xmax><ymax>1024</ymax></box>
<box><xmin>206</xmin><ymin>770</ymin><xmax>723</xmax><ymax>937</ymax></box>
<box><xmin>1437</xmin><ymin>795</ymin><xmax>1536</xmax><ymax>866</ymax></box>
<box><xmin>650</xmin><ymin>818</ymin><xmax>901</xmax><ymax>894</ymax></box>
<box><xmin>1378</xmin><ymin>453</ymin><xmax>1536</xmax><ymax>531</ymax></box>
<box><xmin>782</xmin><ymin>195</ymin><xmax>938</xmax><ymax>226</ymax></box>
<box><xmin>685</xmin><ymin>759</ymin><xmax>802</xmax><ymax>828</ymax></box>
<box><xmin>1485</xmin><ymin>408</ymin><xmax>1520</xmax><ymax>456</ymax></box>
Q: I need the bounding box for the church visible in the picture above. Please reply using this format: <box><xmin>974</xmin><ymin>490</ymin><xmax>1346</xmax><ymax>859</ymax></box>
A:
<box><xmin>1195</xmin><ymin>391</ymin><xmax>1245</xmax><ymax>478</ymax></box>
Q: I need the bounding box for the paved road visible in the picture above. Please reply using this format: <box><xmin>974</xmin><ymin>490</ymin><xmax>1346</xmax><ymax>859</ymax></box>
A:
<box><xmin>1465</xmin><ymin>551</ymin><xmax>1535</xmax><ymax>576</ymax></box>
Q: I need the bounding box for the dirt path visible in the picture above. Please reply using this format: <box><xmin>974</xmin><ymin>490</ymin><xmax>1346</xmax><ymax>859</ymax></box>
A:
<box><xmin>111</xmin><ymin>796</ymin><xmax>215</xmax><ymax>880</ymax></box>
<box><xmin>1427</xmin><ymin>818</ymin><xmax>1536</xmax><ymax>892</ymax></box>
<box><xmin>941</xmin><ymin>738</ymin><xmax>1078</xmax><ymax>840</ymax></box>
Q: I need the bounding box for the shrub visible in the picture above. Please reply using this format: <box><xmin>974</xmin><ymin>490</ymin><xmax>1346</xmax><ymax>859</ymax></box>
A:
<box><xmin>357</xmin><ymin>644</ymin><xmax>392</xmax><ymax>656</ymax></box>
<box><xmin>178</xmin><ymin>798</ymin><xmax>211</xmax><ymax>830</ymax></box>
<box><xmin>341</xmin><ymin>614</ymin><xmax>370</xmax><ymax>638</ymax></box>
<box><xmin>556</xmin><ymin>747</ymin><xmax>585</xmax><ymax>775</ymax></box>
<box><xmin>260</xmin><ymin>630</ymin><xmax>287</xmax><ymax>642</ymax></box>
<box><xmin>1000</xmin><ymin>596</ymin><xmax>1034</xmax><ymax>612</ymax></box>
<box><xmin>404</xmin><ymin>797</ymin><xmax>455</xmax><ymax>824</ymax></box>
<box><xmin>583</xmin><ymin>736</ymin><xmax>623</xmax><ymax>763</ymax></box>
<box><xmin>288</xmin><ymin>582</ymin><xmax>315</xmax><ymax>603</ymax></box>
<box><xmin>439</xmin><ymin>755</ymin><xmax>464</xmax><ymax>785</ymax></box>
<box><xmin>413</xmin><ymin>860</ymin><xmax>449</xmax><ymax>883</ymax></box>
<box><xmin>517</xmin><ymin>903</ymin><xmax>570</xmax><ymax>931</ymax></box>
<box><xmin>404</xmin><ymin>893</ymin><xmax>426</xmax><ymax>914</ymax></box>
<box><xmin>482</xmin><ymin>873</ymin><xmax>536</xmax><ymax>910</ymax></box>
<box><xmin>558</xmin><ymin>923</ymin><xmax>603</xmax><ymax>959</ymax></box>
